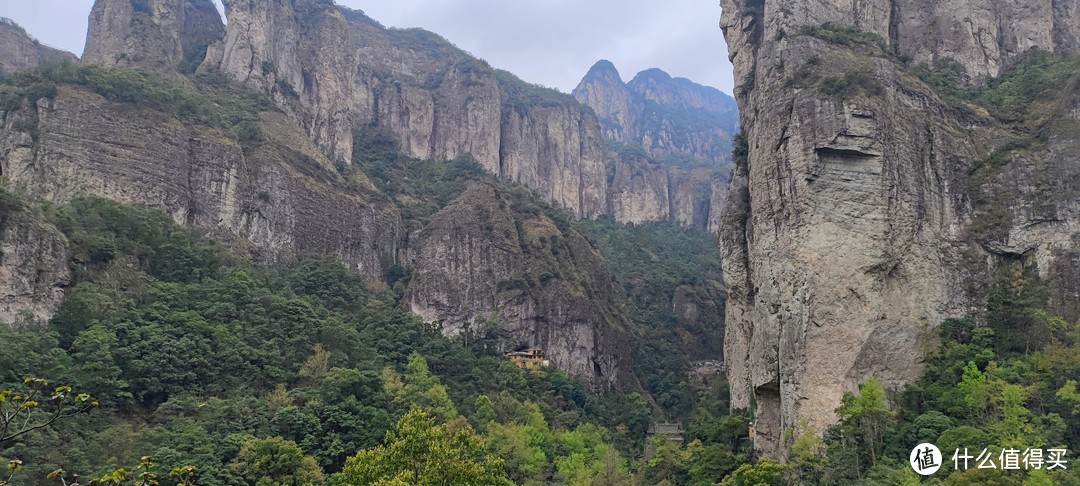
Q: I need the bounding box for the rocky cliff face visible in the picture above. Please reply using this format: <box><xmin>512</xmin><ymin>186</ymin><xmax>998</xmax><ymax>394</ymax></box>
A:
<box><xmin>574</xmin><ymin>61</ymin><xmax>737</xmax><ymax>230</ymax></box>
<box><xmin>84</xmin><ymin>0</ymin><xmax>224</xmax><ymax>74</ymax></box>
<box><xmin>605</xmin><ymin>151</ymin><xmax>729</xmax><ymax>230</ymax></box>
<box><xmin>719</xmin><ymin>0</ymin><xmax>1080</xmax><ymax>456</ymax></box>
<box><xmin>0</xmin><ymin>18</ymin><xmax>78</xmax><ymax>75</ymax></box>
<box><xmin>0</xmin><ymin>4</ymin><xmax>636</xmax><ymax>387</ymax></box>
<box><xmin>407</xmin><ymin>183</ymin><xmax>631</xmax><ymax>386</ymax></box>
<box><xmin>0</xmin><ymin>205</ymin><xmax>71</xmax><ymax>328</ymax></box>
<box><xmin>201</xmin><ymin>0</ymin><xmax>610</xmax><ymax>218</ymax></box>
<box><xmin>0</xmin><ymin>80</ymin><xmax>632</xmax><ymax>387</ymax></box>
<box><xmin>1</xmin><ymin>86</ymin><xmax>402</xmax><ymax>279</ymax></box>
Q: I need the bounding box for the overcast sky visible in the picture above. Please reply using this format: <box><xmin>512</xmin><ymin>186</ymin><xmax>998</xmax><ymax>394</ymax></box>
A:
<box><xmin>0</xmin><ymin>0</ymin><xmax>734</xmax><ymax>94</ymax></box>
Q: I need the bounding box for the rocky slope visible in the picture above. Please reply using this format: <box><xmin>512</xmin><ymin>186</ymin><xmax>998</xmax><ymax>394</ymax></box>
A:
<box><xmin>1</xmin><ymin>84</ymin><xmax>402</xmax><ymax>276</ymax></box>
<box><xmin>719</xmin><ymin>0</ymin><xmax>1080</xmax><ymax>456</ymax></box>
<box><xmin>0</xmin><ymin>9</ymin><xmax>635</xmax><ymax>388</ymax></box>
<box><xmin>574</xmin><ymin>61</ymin><xmax>737</xmax><ymax>230</ymax></box>
<box><xmin>406</xmin><ymin>182</ymin><xmax>631</xmax><ymax>383</ymax></box>
<box><xmin>0</xmin><ymin>201</ymin><xmax>70</xmax><ymax>328</ymax></box>
<box><xmin>0</xmin><ymin>18</ymin><xmax>77</xmax><ymax>75</ymax></box>
<box><xmin>83</xmin><ymin>0</ymin><xmax>225</xmax><ymax>74</ymax></box>
<box><xmin>201</xmin><ymin>0</ymin><xmax>608</xmax><ymax>218</ymax></box>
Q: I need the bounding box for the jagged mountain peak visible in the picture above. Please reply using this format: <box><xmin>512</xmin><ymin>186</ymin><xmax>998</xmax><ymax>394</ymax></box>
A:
<box><xmin>630</xmin><ymin>67</ymin><xmax>673</xmax><ymax>83</ymax></box>
<box><xmin>627</xmin><ymin>68</ymin><xmax>736</xmax><ymax>116</ymax></box>
<box><xmin>581</xmin><ymin>59</ymin><xmax>623</xmax><ymax>84</ymax></box>
<box><xmin>573</xmin><ymin>59</ymin><xmax>738</xmax><ymax>165</ymax></box>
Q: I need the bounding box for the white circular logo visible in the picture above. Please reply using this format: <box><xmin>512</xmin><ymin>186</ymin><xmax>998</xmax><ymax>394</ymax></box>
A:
<box><xmin>910</xmin><ymin>443</ymin><xmax>943</xmax><ymax>475</ymax></box>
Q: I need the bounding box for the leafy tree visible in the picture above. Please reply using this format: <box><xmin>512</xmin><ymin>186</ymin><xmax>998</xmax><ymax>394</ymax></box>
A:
<box><xmin>48</xmin><ymin>456</ymin><xmax>197</xmax><ymax>486</ymax></box>
<box><xmin>644</xmin><ymin>435</ymin><xmax>692</xmax><ymax>484</ymax></box>
<box><xmin>486</xmin><ymin>422</ymin><xmax>547</xmax><ymax>482</ymax></box>
<box><xmin>834</xmin><ymin>377</ymin><xmax>895</xmax><ymax>471</ymax></box>
<box><xmin>471</xmin><ymin>395</ymin><xmax>495</xmax><ymax>433</ymax></box>
<box><xmin>298</xmin><ymin>345</ymin><xmax>331</xmax><ymax>386</ymax></box>
<box><xmin>382</xmin><ymin>353</ymin><xmax>458</xmax><ymax>422</ymax></box>
<box><xmin>0</xmin><ymin>378</ymin><xmax>97</xmax><ymax>447</ymax></box>
<box><xmin>70</xmin><ymin>326</ymin><xmax>131</xmax><ymax>406</ymax></box>
<box><xmin>337</xmin><ymin>409</ymin><xmax>512</xmax><ymax>485</ymax></box>
<box><xmin>231</xmin><ymin>436</ymin><xmax>324</xmax><ymax>486</ymax></box>
<box><xmin>787</xmin><ymin>423</ymin><xmax>826</xmax><ymax>483</ymax></box>
<box><xmin>687</xmin><ymin>442</ymin><xmax>743</xmax><ymax>485</ymax></box>
<box><xmin>718</xmin><ymin>458</ymin><xmax>791</xmax><ymax>486</ymax></box>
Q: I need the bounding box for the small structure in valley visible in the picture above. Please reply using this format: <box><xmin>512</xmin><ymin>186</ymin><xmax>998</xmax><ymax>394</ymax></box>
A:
<box><xmin>504</xmin><ymin>348</ymin><xmax>550</xmax><ymax>369</ymax></box>
<box><xmin>644</xmin><ymin>422</ymin><xmax>685</xmax><ymax>459</ymax></box>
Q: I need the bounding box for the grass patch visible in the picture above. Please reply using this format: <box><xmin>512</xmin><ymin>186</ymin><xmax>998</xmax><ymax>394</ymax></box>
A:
<box><xmin>798</xmin><ymin>23</ymin><xmax>888</xmax><ymax>52</ymax></box>
<box><xmin>1</xmin><ymin>62</ymin><xmax>274</xmax><ymax>145</ymax></box>
<box><xmin>819</xmin><ymin>66</ymin><xmax>884</xmax><ymax>98</ymax></box>
<box><xmin>912</xmin><ymin>50</ymin><xmax>1080</xmax><ymax>122</ymax></box>
<box><xmin>496</xmin><ymin>69</ymin><xmax>577</xmax><ymax>112</ymax></box>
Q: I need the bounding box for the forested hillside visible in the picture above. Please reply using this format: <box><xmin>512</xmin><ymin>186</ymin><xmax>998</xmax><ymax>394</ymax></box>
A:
<box><xmin>0</xmin><ymin>194</ymin><xmax>638</xmax><ymax>483</ymax></box>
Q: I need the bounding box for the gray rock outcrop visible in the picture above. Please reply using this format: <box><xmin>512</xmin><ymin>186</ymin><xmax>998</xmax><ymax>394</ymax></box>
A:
<box><xmin>83</xmin><ymin>0</ymin><xmax>224</xmax><ymax>73</ymax></box>
<box><xmin>1</xmin><ymin>87</ymin><xmax>402</xmax><ymax>279</ymax></box>
<box><xmin>719</xmin><ymin>0</ymin><xmax>1080</xmax><ymax>457</ymax></box>
<box><xmin>574</xmin><ymin>61</ymin><xmax>737</xmax><ymax>230</ymax></box>
<box><xmin>0</xmin><ymin>18</ymin><xmax>78</xmax><ymax>75</ymax></box>
<box><xmin>0</xmin><ymin>206</ymin><xmax>71</xmax><ymax>328</ymax></box>
<box><xmin>406</xmin><ymin>183</ymin><xmax>632</xmax><ymax>386</ymax></box>
<box><xmin>202</xmin><ymin>1</ymin><xmax>610</xmax><ymax>218</ymax></box>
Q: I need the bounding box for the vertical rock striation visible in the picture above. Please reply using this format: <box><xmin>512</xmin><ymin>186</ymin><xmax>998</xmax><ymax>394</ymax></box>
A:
<box><xmin>0</xmin><ymin>207</ymin><xmax>71</xmax><ymax>328</ymax></box>
<box><xmin>0</xmin><ymin>4</ymin><xmax>636</xmax><ymax>388</ymax></box>
<box><xmin>203</xmin><ymin>1</ymin><xmax>610</xmax><ymax>218</ymax></box>
<box><xmin>83</xmin><ymin>0</ymin><xmax>224</xmax><ymax>74</ymax></box>
<box><xmin>0</xmin><ymin>87</ymin><xmax>402</xmax><ymax>280</ymax></box>
<box><xmin>719</xmin><ymin>0</ymin><xmax>1080</xmax><ymax>457</ymax></box>
<box><xmin>406</xmin><ymin>183</ymin><xmax>633</xmax><ymax>387</ymax></box>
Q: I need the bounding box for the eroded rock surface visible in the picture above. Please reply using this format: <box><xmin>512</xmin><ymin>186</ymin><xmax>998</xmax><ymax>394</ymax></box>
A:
<box><xmin>574</xmin><ymin>61</ymin><xmax>737</xmax><ymax>230</ymax></box>
<box><xmin>0</xmin><ymin>18</ymin><xmax>78</xmax><ymax>75</ymax></box>
<box><xmin>0</xmin><ymin>208</ymin><xmax>70</xmax><ymax>328</ymax></box>
<box><xmin>407</xmin><ymin>183</ymin><xmax>632</xmax><ymax>386</ymax></box>
<box><xmin>202</xmin><ymin>1</ymin><xmax>609</xmax><ymax>217</ymax></box>
<box><xmin>84</xmin><ymin>0</ymin><xmax>224</xmax><ymax>74</ymax></box>
<box><xmin>719</xmin><ymin>0</ymin><xmax>1080</xmax><ymax>456</ymax></box>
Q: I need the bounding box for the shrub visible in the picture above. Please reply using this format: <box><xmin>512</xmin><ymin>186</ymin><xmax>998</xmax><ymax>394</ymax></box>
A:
<box><xmin>798</xmin><ymin>23</ymin><xmax>888</xmax><ymax>52</ymax></box>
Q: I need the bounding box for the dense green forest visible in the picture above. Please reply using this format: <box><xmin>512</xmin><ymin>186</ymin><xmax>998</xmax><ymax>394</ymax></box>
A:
<box><xmin>7</xmin><ymin>194</ymin><xmax>1074</xmax><ymax>485</ymax></box>
<box><xmin>2</xmin><ymin>47</ymin><xmax>1079</xmax><ymax>484</ymax></box>
<box><xmin>0</xmin><ymin>195</ymin><xmax>638</xmax><ymax>484</ymax></box>
<box><xmin>575</xmin><ymin>218</ymin><xmax>726</xmax><ymax>420</ymax></box>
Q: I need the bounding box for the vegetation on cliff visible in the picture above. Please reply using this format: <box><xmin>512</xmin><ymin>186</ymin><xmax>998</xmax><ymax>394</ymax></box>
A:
<box><xmin>577</xmin><ymin>218</ymin><xmax>726</xmax><ymax>418</ymax></box>
<box><xmin>0</xmin><ymin>196</ymin><xmax>651</xmax><ymax>484</ymax></box>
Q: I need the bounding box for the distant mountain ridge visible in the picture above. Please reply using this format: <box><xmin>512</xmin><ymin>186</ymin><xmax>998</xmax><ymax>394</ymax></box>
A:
<box><xmin>574</xmin><ymin>61</ymin><xmax>738</xmax><ymax>230</ymax></box>
<box><xmin>574</xmin><ymin>60</ymin><xmax>738</xmax><ymax>168</ymax></box>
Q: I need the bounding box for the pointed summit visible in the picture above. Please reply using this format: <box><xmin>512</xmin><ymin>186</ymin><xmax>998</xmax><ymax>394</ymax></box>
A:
<box><xmin>628</xmin><ymin>68</ymin><xmax>736</xmax><ymax>118</ymax></box>
<box><xmin>581</xmin><ymin>59</ymin><xmax>623</xmax><ymax>84</ymax></box>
